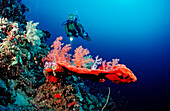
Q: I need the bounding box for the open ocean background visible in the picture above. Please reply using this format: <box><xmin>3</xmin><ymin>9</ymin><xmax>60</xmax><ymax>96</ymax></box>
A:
<box><xmin>22</xmin><ymin>0</ymin><xmax>170</xmax><ymax>110</ymax></box>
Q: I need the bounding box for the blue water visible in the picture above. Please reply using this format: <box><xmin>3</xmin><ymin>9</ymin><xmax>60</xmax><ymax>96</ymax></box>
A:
<box><xmin>22</xmin><ymin>0</ymin><xmax>170</xmax><ymax>110</ymax></box>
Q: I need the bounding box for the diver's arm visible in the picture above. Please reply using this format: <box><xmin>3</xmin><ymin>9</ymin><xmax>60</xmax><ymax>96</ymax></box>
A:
<box><xmin>65</xmin><ymin>25</ymin><xmax>72</xmax><ymax>36</ymax></box>
<box><xmin>65</xmin><ymin>24</ymin><xmax>70</xmax><ymax>35</ymax></box>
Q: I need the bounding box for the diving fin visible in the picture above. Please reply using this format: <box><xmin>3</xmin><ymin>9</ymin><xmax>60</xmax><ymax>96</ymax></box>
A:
<box><xmin>84</xmin><ymin>33</ymin><xmax>91</xmax><ymax>41</ymax></box>
<box><xmin>86</xmin><ymin>36</ymin><xmax>91</xmax><ymax>41</ymax></box>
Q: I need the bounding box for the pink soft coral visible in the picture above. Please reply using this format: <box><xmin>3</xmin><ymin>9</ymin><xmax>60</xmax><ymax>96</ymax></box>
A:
<box><xmin>42</xmin><ymin>36</ymin><xmax>71</xmax><ymax>63</ymax></box>
<box><xmin>72</xmin><ymin>46</ymin><xmax>94</xmax><ymax>68</ymax></box>
<box><xmin>100</xmin><ymin>59</ymin><xmax>120</xmax><ymax>71</ymax></box>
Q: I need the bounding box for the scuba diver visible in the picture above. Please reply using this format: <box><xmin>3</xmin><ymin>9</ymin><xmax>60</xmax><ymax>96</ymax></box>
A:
<box><xmin>62</xmin><ymin>14</ymin><xmax>91</xmax><ymax>41</ymax></box>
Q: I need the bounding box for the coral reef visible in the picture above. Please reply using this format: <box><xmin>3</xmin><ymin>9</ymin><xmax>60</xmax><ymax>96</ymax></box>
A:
<box><xmin>0</xmin><ymin>0</ymin><xmax>50</xmax><ymax>110</ymax></box>
<box><xmin>0</xmin><ymin>0</ymin><xmax>137</xmax><ymax>111</ymax></box>
<box><xmin>0</xmin><ymin>17</ymin><xmax>50</xmax><ymax>79</ymax></box>
<box><xmin>32</xmin><ymin>74</ymin><xmax>115</xmax><ymax>111</ymax></box>
<box><xmin>31</xmin><ymin>79</ymin><xmax>80</xmax><ymax>110</ymax></box>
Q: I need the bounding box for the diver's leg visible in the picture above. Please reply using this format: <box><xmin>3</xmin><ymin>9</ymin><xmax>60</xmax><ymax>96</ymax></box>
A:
<box><xmin>79</xmin><ymin>32</ymin><xmax>91</xmax><ymax>41</ymax></box>
<box><xmin>79</xmin><ymin>32</ymin><xmax>86</xmax><ymax>40</ymax></box>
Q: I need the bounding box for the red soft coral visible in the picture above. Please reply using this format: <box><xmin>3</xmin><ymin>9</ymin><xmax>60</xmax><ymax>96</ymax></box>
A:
<box><xmin>55</xmin><ymin>94</ymin><xmax>61</xmax><ymax>98</ymax></box>
<box><xmin>47</xmin><ymin>75</ymin><xmax>59</xmax><ymax>83</ymax></box>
